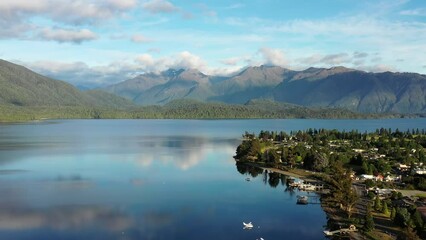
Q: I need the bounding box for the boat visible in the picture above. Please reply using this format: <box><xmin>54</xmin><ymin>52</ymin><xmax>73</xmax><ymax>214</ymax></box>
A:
<box><xmin>246</xmin><ymin>178</ymin><xmax>251</xmax><ymax>181</ymax></box>
<box><xmin>297</xmin><ymin>195</ymin><xmax>308</xmax><ymax>204</ymax></box>
<box><xmin>299</xmin><ymin>183</ymin><xmax>316</xmax><ymax>191</ymax></box>
<box><xmin>243</xmin><ymin>222</ymin><xmax>253</xmax><ymax>229</ymax></box>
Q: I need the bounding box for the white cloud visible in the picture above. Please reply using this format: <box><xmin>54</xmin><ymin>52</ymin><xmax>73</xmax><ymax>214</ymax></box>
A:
<box><xmin>20</xmin><ymin>50</ymin><xmax>241</xmax><ymax>87</ymax></box>
<box><xmin>20</xmin><ymin>50</ymin><xmax>210</xmax><ymax>87</ymax></box>
<box><xmin>107</xmin><ymin>0</ymin><xmax>138</xmax><ymax>10</ymax></box>
<box><xmin>142</xmin><ymin>0</ymin><xmax>178</xmax><ymax>14</ymax></box>
<box><xmin>258</xmin><ymin>47</ymin><xmax>287</xmax><ymax>67</ymax></box>
<box><xmin>131</xmin><ymin>34</ymin><xmax>153</xmax><ymax>43</ymax></box>
<box><xmin>400</xmin><ymin>8</ymin><xmax>426</xmax><ymax>16</ymax></box>
<box><xmin>171</xmin><ymin>51</ymin><xmax>207</xmax><ymax>70</ymax></box>
<box><xmin>0</xmin><ymin>20</ymin><xmax>31</xmax><ymax>39</ymax></box>
<box><xmin>0</xmin><ymin>0</ymin><xmax>139</xmax><ymax>40</ymax></box>
<box><xmin>21</xmin><ymin>60</ymin><xmax>142</xmax><ymax>87</ymax></box>
<box><xmin>136</xmin><ymin>54</ymin><xmax>156</xmax><ymax>72</ymax></box>
<box><xmin>38</xmin><ymin>28</ymin><xmax>98</xmax><ymax>43</ymax></box>
<box><xmin>0</xmin><ymin>0</ymin><xmax>138</xmax><ymax>24</ymax></box>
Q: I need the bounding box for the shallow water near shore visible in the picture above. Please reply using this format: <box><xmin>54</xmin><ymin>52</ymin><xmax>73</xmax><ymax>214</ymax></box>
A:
<box><xmin>0</xmin><ymin>119</ymin><xmax>425</xmax><ymax>240</ymax></box>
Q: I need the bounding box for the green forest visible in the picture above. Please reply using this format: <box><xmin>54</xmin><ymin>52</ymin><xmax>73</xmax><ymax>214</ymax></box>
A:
<box><xmin>0</xmin><ymin>99</ymin><xmax>406</xmax><ymax>122</ymax></box>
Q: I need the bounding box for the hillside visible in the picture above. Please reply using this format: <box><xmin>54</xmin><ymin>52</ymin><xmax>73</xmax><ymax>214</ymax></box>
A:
<box><xmin>104</xmin><ymin>65</ymin><xmax>426</xmax><ymax>114</ymax></box>
<box><xmin>0</xmin><ymin>59</ymin><xmax>133</xmax><ymax>108</ymax></box>
<box><xmin>273</xmin><ymin>70</ymin><xmax>426</xmax><ymax>113</ymax></box>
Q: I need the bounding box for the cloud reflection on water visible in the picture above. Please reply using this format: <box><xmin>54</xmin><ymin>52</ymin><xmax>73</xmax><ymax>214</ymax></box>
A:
<box><xmin>116</xmin><ymin>136</ymin><xmax>238</xmax><ymax>170</ymax></box>
<box><xmin>0</xmin><ymin>206</ymin><xmax>133</xmax><ymax>231</ymax></box>
<box><xmin>0</xmin><ymin>135</ymin><xmax>239</xmax><ymax>171</ymax></box>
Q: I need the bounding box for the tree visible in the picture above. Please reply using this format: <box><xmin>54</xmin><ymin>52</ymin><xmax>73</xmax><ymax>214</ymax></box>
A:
<box><xmin>351</xmin><ymin>154</ymin><xmax>364</xmax><ymax>165</ymax></box>
<box><xmin>374</xmin><ymin>195</ymin><xmax>382</xmax><ymax>212</ymax></box>
<box><xmin>327</xmin><ymin>162</ymin><xmax>359</xmax><ymax>218</ymax></box>
<box><xmin>364</xmin><ymin>204</ymin><xmax>375</xmax><ymax>232</ymax></box>
<box><xmin>249</xmin><ymin>139</ymin><xmax>261</xmax><ymax>158</ymax></box>
<box><xmin>390</xmin><ymin>207</ymin><xmax>396</xmax><ymax>220</ymax></box>
<box><xmin>394</xmin><ymin>207</ymin><xmax>411</xmax><ymax>227</ymax></box>
<box><xmin>361</xmin><ymin>161</ymin><xmax>369</xmax><ymax>174</ymax></box>
<box><xmin>411</xmin><ymin>210</ymin><xmax>424</xmax><ymax>232</ymax></box>
<box><xmin>267</xmin><ymin>150</ymin><xmax>281</xmax><ymax>164</ymax></box>
<box><xmin>382</xmin><ymin>202</ymin><xmax>390</xmax><ymax>216</ymax></box>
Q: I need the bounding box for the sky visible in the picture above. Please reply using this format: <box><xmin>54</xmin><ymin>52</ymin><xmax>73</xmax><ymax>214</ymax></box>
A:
<box><xmin>0</xmin><ymin>0</ymin><xmax>425</xmax><ymax>88</ymax></box>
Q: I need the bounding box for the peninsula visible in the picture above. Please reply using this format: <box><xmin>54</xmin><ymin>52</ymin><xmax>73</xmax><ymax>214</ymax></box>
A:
<box><xmin>234</xmin><ymin>128</ymin><xmax>426</xmax><ymax>239</ymax></box>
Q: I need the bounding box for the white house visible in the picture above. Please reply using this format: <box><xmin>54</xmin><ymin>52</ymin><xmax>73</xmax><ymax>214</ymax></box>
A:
<box><xmin>360</xmin><ymin>174</ymin><xmax>375</xmax><ymax>180</ymax></box>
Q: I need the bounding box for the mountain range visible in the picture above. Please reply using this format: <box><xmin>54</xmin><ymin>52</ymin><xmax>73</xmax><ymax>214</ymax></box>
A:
<box><xmin>0</xmin><ymin>58</ymin><xmax>425</xmax><ymax>115</ymax></box>
<box><xmin>104</xmin><ymin>65</ymin><xmax>426</xmax><ymax>114</ymax></box>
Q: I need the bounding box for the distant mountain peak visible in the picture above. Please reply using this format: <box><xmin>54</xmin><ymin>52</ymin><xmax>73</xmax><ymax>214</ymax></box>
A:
<box><xmin>327</xmin><ymin>66</ymin><xmax>356</xmax><ymax>72</ymax></box>
<box><xmin>162</xmin><ymin>68</ymin><xmax>185</xmax><ymax>77</ymax></box>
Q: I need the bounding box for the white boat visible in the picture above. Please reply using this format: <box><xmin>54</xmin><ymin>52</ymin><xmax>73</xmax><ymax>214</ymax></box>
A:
<box><xmin>297</xmin><ymin>195</ymin><xmax>308</xmax><ymax>204</ymax></box>
<box><xmin>243</xmin><ymin>222</ymin><xmax>253</xmax><ymax>229</ymax></box>
<box><xmin>298</xmin><ymin>183</ymin><xmax>316</xmax><ymax>191</ymax></box>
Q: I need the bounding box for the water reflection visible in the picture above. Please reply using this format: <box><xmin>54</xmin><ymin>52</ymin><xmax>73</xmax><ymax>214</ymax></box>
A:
<box><xmin>0</xmin><ymin>135</ymin><xmax>239</xmax><ymax>170</ymax></box>
<box><xmin>235</xmin><ymin>163</ymin><xmax>290</xmax><ymax>188</ymax></box>
<box><xmin>0</xmin><ymin>120</ymin><xmax>332</xmax><ymax>240</ymax></box>
<box><xmin>0</xmin><ymin>206</ymin><xmax>132</xmax><ymax>231</ymax></box>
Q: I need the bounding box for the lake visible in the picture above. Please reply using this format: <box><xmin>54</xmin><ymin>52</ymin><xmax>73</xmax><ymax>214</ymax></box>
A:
<box><xmin>0</xmin><ymin>119</ymin><xmax>425</xmax><ymax>240</ymax></box>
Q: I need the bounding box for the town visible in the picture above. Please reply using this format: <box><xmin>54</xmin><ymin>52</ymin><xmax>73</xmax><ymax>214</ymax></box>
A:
<box><xmin>234</xmin><ymin>128</ymin><xmax>426</xmax><ymax>239</ymax></box>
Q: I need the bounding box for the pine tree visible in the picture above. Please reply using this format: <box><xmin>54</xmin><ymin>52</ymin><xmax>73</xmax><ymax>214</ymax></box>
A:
<box><xmin>390</xmin><ymin>207</ymin><xmax>396</xmax><ymax>220</ymax></box>
<box><xmin>382</xmin><ymin>202</ymin><xmax>390</xmax><ymax>216</ymax></box>
<box><xmin>374</xmin><ymin>195</ymin><xmax>382</xmax><ymax>211</ymax></box>
<box><xmin>364</xmin><ymin>204</ymin><xmax>375</xmax><ymax>232</ymax></box>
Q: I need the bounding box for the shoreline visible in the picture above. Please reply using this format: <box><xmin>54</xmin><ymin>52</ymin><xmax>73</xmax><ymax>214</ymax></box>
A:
<box><xmin>241</xmin><ymin>162</ymin><xmax>318</xmax><ymax>181</ymax></box>
<box><xmin>239</xmin><ymin>161</ymin><xmax>365</xmax><ymax>239</ymax></box>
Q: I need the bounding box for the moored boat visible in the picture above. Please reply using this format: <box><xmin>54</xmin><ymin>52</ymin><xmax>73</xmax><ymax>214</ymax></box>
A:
<box><xmin>297</xmin><ymin>195</ymin><xmax>308</xmax><ymax>204</ymax></box>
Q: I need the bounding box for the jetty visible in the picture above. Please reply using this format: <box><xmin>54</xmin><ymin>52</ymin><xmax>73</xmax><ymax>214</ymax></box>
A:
<box><xmin>323</xmin><ymin>225</ymin><xmax>357</xmax><ymax>236</ymax></box>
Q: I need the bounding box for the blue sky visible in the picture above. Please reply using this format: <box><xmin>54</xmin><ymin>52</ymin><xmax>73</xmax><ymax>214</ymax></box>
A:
<box><xmin>0</xmin><ymin>0</ymin><xmax>425</xmax><ymax>87</ymax></box>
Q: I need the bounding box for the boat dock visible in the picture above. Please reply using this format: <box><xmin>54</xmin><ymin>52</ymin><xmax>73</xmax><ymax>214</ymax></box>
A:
<box><xmin>323</xmin><ymin>225</ymin><xmax>357</xmax><ymax>236</ymax></box>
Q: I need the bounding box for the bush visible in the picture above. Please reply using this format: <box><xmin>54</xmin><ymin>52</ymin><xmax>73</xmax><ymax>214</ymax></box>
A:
<box><xmin>367</xmin><ymin>191</ymin><xmax>376</xmax><ymax>199</ymax></box>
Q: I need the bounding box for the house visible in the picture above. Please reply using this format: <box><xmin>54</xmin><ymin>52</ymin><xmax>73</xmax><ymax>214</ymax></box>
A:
<box><xmin>360</xmin><ymin>174</ymin><xmax>375</xmax><ymax>180</ymax></box>
<box><xmin>375</xmin><ymin>174</ymin><xmax>384</xmax><ymax>181</ymax></box>
<box><xmin>384</xmin><ymin>175</ymin><xmax>400</xmax><ymax>182</ymax></box>
<box><xmin>397</xmin><ymin>164</ymin><xmax>410</xmax><ymax>172</ymax></box>
<box><xmin>412</xmin><ymin>168</ymin><xmax>426</xmax><ymax>175</ymax></box>
<box><xmin>360</xmin><ymin>174</ymin><xmax>385</xmax><ymax>181</ymax></box>
<box><xmin>353</xmin><ymin>149</ymin><xmax>366</xmax><ymax>153</ymax></box>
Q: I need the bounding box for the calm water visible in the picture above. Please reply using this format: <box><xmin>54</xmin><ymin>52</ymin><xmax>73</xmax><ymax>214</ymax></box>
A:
<box><xmin>0</xmin><ymin>119</ymin><xmax>425</xmax><ymax>240</ymax></box>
